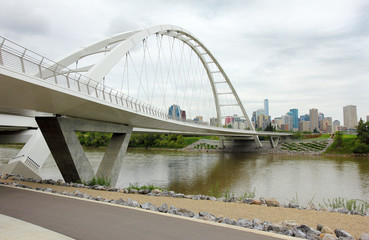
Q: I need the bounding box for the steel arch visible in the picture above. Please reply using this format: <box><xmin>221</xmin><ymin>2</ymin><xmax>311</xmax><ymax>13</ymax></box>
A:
<box><xmin>52</xmin><ymin>25</ymin><xmax>261</xmax><ymax>147</ymax></box>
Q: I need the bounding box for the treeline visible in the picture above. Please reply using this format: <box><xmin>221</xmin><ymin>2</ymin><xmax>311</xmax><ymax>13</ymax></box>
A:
<box><xmin>76</xmin><ymin>132</ymin><xmax>186</xmax><ymax>149</ymax></box>
<box><xmin>129</xmin><ymin>134</ymin><xmax>185</xmax><ymax>149</ymax></box>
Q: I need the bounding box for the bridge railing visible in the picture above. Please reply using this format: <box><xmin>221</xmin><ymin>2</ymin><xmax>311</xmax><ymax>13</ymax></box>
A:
<box><xmin>0</xmin><ymin>36</ymin><xmax>170</xmax><ymax>120</ymax></box>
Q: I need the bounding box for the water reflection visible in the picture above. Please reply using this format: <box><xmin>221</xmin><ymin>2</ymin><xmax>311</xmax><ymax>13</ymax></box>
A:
<box><xmin>1</xmin><ymin>146</ymin><xmax>368</xmax><ymax>204</ymax></box>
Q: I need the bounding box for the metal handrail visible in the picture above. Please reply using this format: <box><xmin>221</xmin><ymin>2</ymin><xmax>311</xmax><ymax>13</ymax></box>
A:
<box><xmin>0</xmin><ymin>36</ymin><xmax>170</xmax><ymax>121</ymax></box>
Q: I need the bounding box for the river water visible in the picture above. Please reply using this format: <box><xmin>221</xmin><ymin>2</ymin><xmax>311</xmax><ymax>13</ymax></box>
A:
<box><xmin>1</xmin><ymin>146</ymin><xmax>368</xmax><ymax>205</ymax></box>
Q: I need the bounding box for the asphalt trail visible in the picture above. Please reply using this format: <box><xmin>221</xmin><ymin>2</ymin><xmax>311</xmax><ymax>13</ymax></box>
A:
<box><xmin>0</xmin><ymin>186</ymin><xmax>287</xmax><ymax>240</ymax></box>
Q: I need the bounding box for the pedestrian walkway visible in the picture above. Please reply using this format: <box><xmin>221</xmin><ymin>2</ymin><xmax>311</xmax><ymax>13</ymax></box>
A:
<box><xmin>0</xmin><ymin>214</ymin><xmax>74</xmax><ymax>240</ymax></box>
<box><xmin>0</xmin><ymin>185</ymin><xmax>291</xmax><ymax>240</ymax></box>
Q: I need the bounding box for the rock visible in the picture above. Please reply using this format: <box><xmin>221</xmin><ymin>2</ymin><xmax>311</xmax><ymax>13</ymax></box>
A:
<box><xmin>237</xmin><ymin>218</ymin><xmax>253</xmax><ymax>228</ymax></box>
<box><xmin>168</xmin><ymin>206</ymin><xmax>179</xmax><ymax>215</ymax></box>
<box><xmin>185</xmin><ymin>195</ymin><xmax>194</xmax><ymax>199</ymax></box>
<box><xmin>115</xmin><ymin>198</ymin><xmax>125</xmax><ymax>205</ymax></box>
<box><xmin>199</xmin><ymin>212</ymin><xmax>216</xmax><ymax>222</ymax></box>
<box><xmin>359</xmin><ymin>233</ymin><xmax>369</xmax><ymax>240</ymax></box>
<box><xmin>152</xmin><ymin>189</ymin><xmax>162</xmax><ymax>194</ymax></box>
<box><xmin>293</xmin><ymin>228</ymin><xmax>307</xmax><ymax>239</ymax></box>
<box><xmin>289</xmin><ymin>202</ymin><xmax>299</xmax><ymax>208</ymax></box>
<box><xmin>252</xmin><ymin>200</ymin><xmax>262</xmax><ymax>205</ymax></box>
<box><xmin>317</xmin><ymin>224</ymin><xmax>324</xmax><ymax>231</ymax></box>
<box><xmin>252</xmin><ymin>218</ymin><xmax>263</xmax><ymax>225</ymax></box>
<box><xmin>297</xmin><ymin>224</ymin><xmax>320</xmax><ymax>238</ymax></box>
<box><xmin>265</xmin><ymin>198</ymin><xmax>279</xmax><ymax>207</ymax></box>
<box><xmin>268</xmin><ymin>224</ymin><xmax>284</xmax><ymax>233</ymax></box>
<box><xmin>158</xmin><ymin>203</ymin><xmax>169</xmax><ymax>213</ymax></box>
<box><xmin>322</xmin><ymin>234</ymin><xmax>338</xmax><ymax>240</ymax></box>
<box><xmin>126</xmin><ymin>198</ymin><xmax>139</xmax><ymax>208</ymax></box>
<box><xmin>192</xmin><ymin>195</ymin><xmax>201</xmax><ymax>200</ymax></box>
<box><xmin>178</xmin><ymin>208</ymin><xmax>195</xmax><ymax>217</ymax></box>
<box><xmin>334</xmin><ymin>229</ymin><xmax>354</xmax><ymax>239</ymax></box>
<box><xmin>217</xmin><ymin>197</ymin><xmax>226</xmax><ymax>202</ymax></box>
<box><xmin>208</xmin><ymin>196</ymin><xmax>217</xmax><ymax>201</ymax></box>
<box><xmin>228</xmin><ymin>196</ymin><xmax>239</xmax><ymax>202</ymax></box>
<box><xmin>129</xmin><ymin>189</ymin><xmax>139</xmax><ymax>194</ymax></box>
<box><xmin>173</xmin><ymin>193</ymin><xmax>184</xmax><ymax>198</ymax></box>
<box><xmin>336</xmin><ymin>208</ymin><xmax>350</xmax><ymax>214</ymax></box>
<box><xmin>141</xmin><ymin>202</ymin><xmax>158</xmax><ymax>211</ymax></box>
<box><xmin>260</xmin><ymin>197</ymin><xmax>266</xmax><ymax>205</ymax></box>
<box><xmin>139</xmin><ymin>189</ymin><xmax>150</xmax><ymax>194</ymax></box>
<box><xmin>282</xmin><ymin>220</ymin><xmax>299</xmax><ymax>230</ymax></box>
<box><xmin>241</xmin><ymin>198</ymin><xmax>254</xmax><ymax>204</ymax></box>
<box><xmin>222</xmin><ymin>217</ymin><xmax>236</xmax><ymax>225</ymax></box>
<box><xmin>321</xmin><ymin>226</ymin><xmax>335</xmax><ymax>235</ymax></box>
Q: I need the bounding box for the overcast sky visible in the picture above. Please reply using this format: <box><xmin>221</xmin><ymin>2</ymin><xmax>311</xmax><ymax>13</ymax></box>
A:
<box><xmin>1</xmin><ymin>0</ymin><xmax>368</xmax><ymax>123</ymax></box>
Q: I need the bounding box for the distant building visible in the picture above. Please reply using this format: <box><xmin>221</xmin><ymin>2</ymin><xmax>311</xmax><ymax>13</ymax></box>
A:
<box><xmin>282</xmin><ymin>114</ymin><xmax>293</xmax><ymax>131</ymax></box>
<box><xmin>289</xmin><ymin>109</ymin><xmax>298</xmax><ymax>129</ymax></box>
<box><xmin>343</xmin><ymin>105</ymin><xmax>358</xmax><ymax>129</ymax></box>
<box><xmin>367</xmin><ymin>115</ymin><xmax>369</xmax><ymax>122</ymax></box>
<box><xmin>210</xmin><ymin>117</ymin><xmax>218</xmax><ymax>126</ymax></box>
<box><xmin>264</xmin><ymin>99</ymin><xmax>269</xmax><ymax>117</ymax></box>
<box><xmin>300</xmin><ymin>114</ymin><xmax>310</xmax><ymax>122</ymax></box>
<box><xmin>333</xmin><ymin>120</ymin><xmax>340</xmax><ymax>126</ymax></box>
<box><xmin>168</xmin><ymin>104</ymin><xmax>181</xmax><ymax>120</ymax></box>
<box><xmin>281</xmin><ymin>124</ymin><xmax>290</xmax><ymax>131</ymax></box>
<box><xmin>225</xmin><ymin>116</ymin><xmax>234</xmax><ymax>126</ymax></box>
<box><xmin>273</xmin><ymin>117</ymin><xmax>282</xmax><ymax>130</ymax></box>
<box><xmin>257</xmin><ymin>113</ymin><xmax>267</xmax><ymax>129</ymax></box>
<box><xmin>309</xmin><ymin>108</ymin><xmax>319</xmax><ymax>132</ymax></box>
<box><xmin>299</xmin><ymin>121</ymin><xmax>310</xmax><ymax>132</ymax></box>
<box><xmin>194</xmin><ymin>116</ymin><xmax>203</xmax><ymax>123</ymax></box>
<box><xmin>181</xmin><ymin>110</ymin><xmax>186</xmax><ymax>120</ymax></box>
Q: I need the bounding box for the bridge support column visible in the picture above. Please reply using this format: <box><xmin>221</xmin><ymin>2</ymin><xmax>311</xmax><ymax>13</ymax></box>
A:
<box><xmin>269</xmin><ymin>136</ymin><xmax>280</xmax><ymax>148</ymax></box>
<box><xmin>36</xmin><ymin>116</ymin><xmax>132</xmax><ymax>186</ymax></box>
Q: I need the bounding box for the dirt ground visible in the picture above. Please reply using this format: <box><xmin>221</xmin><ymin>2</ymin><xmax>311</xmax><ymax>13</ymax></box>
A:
<box><xmin>2</xmin><ymin>179</ymin><xmax>369</xmax><ymax>239</ymax></box>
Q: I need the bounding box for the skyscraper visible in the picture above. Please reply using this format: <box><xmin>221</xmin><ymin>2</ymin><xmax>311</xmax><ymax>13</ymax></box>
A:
<box><xmin>343</xmin><ymin>105</ymin><xmax>358</xmax><ymax>129</ymax></box>
<box><xmin>289</xmin><ymin>109</ymin><xmax>298</xmax><ymax>129</ymax></box>
<box><xmin>264</xmin><ymin>99</ymin><xmax>269</xmax><ymax>117</ymax></box>
<box><xmin>309</xmin><ymin>108</ymin><xmax>319</xmax><ymax>132</ymax></box>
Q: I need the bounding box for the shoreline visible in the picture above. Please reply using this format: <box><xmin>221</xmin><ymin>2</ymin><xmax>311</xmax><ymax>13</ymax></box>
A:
<box><xmin>1</xmin><ymin>175</ymin><xmax>369</xmax><ymax>239</ymax></box>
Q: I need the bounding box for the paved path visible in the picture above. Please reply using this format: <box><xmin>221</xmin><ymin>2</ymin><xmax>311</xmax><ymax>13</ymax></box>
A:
<box><xmin>0</xmin><ymin>185</ymin><xmax>289</xmax><ymax>240</ymax></box>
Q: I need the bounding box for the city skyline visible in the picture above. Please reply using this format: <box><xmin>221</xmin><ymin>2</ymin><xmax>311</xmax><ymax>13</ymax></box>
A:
<box><xmin>1</xmin><ymin>0</ymin><xmax>368</xmax><ymax>123</ymax></box>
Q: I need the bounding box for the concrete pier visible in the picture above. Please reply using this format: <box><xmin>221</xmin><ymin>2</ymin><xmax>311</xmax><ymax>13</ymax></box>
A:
<box><xmin>36</xmin><ymin>116</ymin><xmax>132</xmax><ymax>185</ymax></box>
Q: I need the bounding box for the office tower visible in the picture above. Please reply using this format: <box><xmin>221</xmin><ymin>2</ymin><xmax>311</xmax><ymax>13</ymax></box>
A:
<box><xmin>333</xmin><ymin>120</ymin><xmax>340</xmax><ymax>126</ymax></box>
<box><xmin>366</xmin><ymin>115</ymin><xmax>369</xmax><ymax>122</ymax></box>
<box><xmin>168</xmin><ymin>104</ymin><xmax>181</xmax><ymax>120</ymax></box>
<box><xmin>300</xmin><ymin>114</ymin><xmax>310</xmax><ymax>122</ymax></box>
<box><xmin>298</xmin><ymin>121</ymin><xmax>309</xmax><ymax>132</ymax></box>
<box><xmin>343</xmin><ymin>105</ymin><xmax>358</xmax><ymax>129</ymax></box>
<box><xmin>264</xmin><ymin>99</ymin><xmax>269</xmax><ymax>117</ymax></box>
<box><xmin>289</xmin><ymin>109</ymin><xmax>298</xmax><ymax>129</ymax></box>
<box><xmin>309</xmin><ymin>108</ymin><xmax>319</xmax><ymax>131</ymax></box>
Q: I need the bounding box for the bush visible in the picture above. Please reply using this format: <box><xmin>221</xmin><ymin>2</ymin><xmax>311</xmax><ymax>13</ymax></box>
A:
<box><xmin>351</xmin><ymin>140</ymin><xmax>369</xmax><ymax>154</ymax></box>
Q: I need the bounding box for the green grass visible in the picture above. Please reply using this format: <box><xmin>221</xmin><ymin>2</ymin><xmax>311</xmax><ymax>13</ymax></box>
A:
<box><xmin>319</xmin><ymin>197</ymin><xmax>369</xmax><ymax>214</ymax></box>
<box><xmin>86</xmin><ymin>176</ymin><xmax>111</xmax><ymax>187</ymax></box>
<box><xmin>184</xmin><ymin>136</ymin><xmax>218</xmax><ymax>146</ymax></box>
<box><xmin>127</xmin><ymin>183</ymin><xmax>164</xmax><ymax>191</ymax></box>
<box><xmin>324</xmin><ymin>135</ymin><xmax>357</xmax><ymax>155</ymax></box>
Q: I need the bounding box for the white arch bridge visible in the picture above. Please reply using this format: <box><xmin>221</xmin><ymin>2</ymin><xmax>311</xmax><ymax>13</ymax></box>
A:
<box><xmin>0</xmin><ymin>25</ymin><xmax>289</xmax><ymax>186</ymax></box>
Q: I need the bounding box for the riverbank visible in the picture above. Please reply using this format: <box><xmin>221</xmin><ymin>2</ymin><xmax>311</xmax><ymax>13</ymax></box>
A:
<box><xmin>1</xmin><ymin>176</ymin><xmax>368</xmax><ymax>239</ymax></box>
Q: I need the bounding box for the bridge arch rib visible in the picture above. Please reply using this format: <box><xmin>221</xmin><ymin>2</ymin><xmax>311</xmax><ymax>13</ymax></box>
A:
<box><xmin>52</xmin><ymin>25</ymin><xmax>261</xmax><ymax>147</ymax></box>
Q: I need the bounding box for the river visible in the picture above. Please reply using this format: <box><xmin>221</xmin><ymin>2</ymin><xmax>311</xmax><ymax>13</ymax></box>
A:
<box><xmin>1</xmin><ymin>146</ymin><xmax>368</xmax><ymax>205</ymax></box>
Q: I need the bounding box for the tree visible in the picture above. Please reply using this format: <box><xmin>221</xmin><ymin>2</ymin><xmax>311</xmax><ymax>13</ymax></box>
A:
<box><xmin>356</xmin><ymin>119</ymin><xmax>369</xmax><ymax>145</ymax></box>
<box><xmin>313</xmin><ymin>128</ymin><xmax>320</xmax><ymax>134</ymax></box>
<box><xmin>264</xmin><ymin>123</ymin><xmax>275</xmax><ymax>132</ymax></box>
<box><xmin>334</xmin><ymin>131</ymin><xmax>343</xmax><ymax>148</ymax></box>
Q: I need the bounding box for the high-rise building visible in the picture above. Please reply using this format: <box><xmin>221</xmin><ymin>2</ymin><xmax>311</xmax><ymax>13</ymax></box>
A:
<box><xmin>298</xmin><ymin>121</ymin><xmax>309</xmax><ymax>132</ymax></box>
<box><xmin>264</xmin><ymin>99</ymin><xmax>269</xmax><ymax>117</ymax></box>
<box><xmin>168</xmin><ymin>104</ymin><xmax>181</xmax><ymax>120</ymax></box>
<box><xmin>210</xmin><ymin>117</ymin><xmax>218</xmax><ymax>126</ymax></box>
<box><xmin>343</xmin><ymin>105</ymin><xmax>358</xmax><ymax>129</ymax></box>
<box><xmin>366</xmin><ymin>115</ymin><xmax>369</xmax><ymax>122</ymax></box>
<box><xmin>333</xmin><ymin>120</ymin><xmax>340</xmax><ymax>126</ymax></box>
<box><xmin>309</xmin><ymin>108</ymin><xmax>319</xmax><ymax>132</ymax></box>
<box><xmin>300</xmin><ymin>114</ymin><xmax>310</xmax><ymax>122</ymax></box>
<box><xmin>289</xmin><ymin>109</ymin><xmax>298</xmax><ymax>129</ymax></box>
<box><xmin>282</xmin><ymin>114</ymin><xmax>293</xmax><ymax>131</ymax></box>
